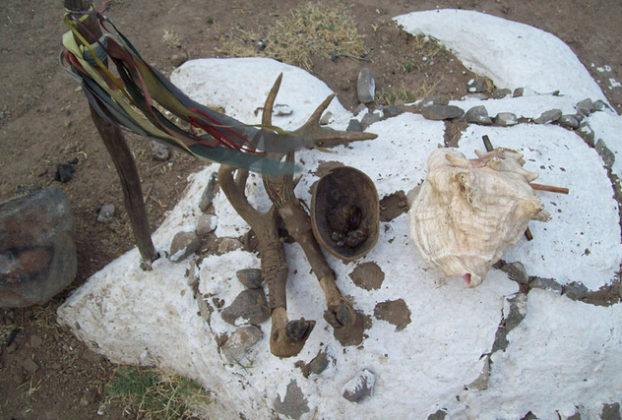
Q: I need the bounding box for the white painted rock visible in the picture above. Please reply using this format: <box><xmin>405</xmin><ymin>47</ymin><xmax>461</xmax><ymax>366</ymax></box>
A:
<box><xmin>58</xmin><ymin>10</ymin><xmax>622</xmax><ymax>420</ymax></box>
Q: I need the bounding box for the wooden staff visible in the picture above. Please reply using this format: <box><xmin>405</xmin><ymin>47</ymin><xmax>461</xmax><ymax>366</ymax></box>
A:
<box><xmin>63</xmin><ymin>0</ymin><xmax>158</xmax><ymax>264</ymax></box>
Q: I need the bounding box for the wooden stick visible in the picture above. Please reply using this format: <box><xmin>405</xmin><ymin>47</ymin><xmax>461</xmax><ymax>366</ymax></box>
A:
<box><xmin>64</xmin><ymin>0</ymin><xmax>158</xmax><ymax>263</ymax></box>
<box><xmin>482</xmin><ymin>135</ymin><xmax>534</xmax><ymax>240</ymax></box>
<box><xmin>529</xmin><ymin>183</ymin><xmax>570</xmax><ymax>194</ymax></box>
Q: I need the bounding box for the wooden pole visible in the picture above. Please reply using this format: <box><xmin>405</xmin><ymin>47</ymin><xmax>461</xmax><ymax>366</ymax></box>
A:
<box><xmin>64</xmin><ymin>0</ymin><xmax>158</xmax><ymax>264</ymax></box>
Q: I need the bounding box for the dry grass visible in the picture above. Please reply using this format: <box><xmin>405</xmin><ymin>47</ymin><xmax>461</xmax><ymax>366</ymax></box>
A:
<box><xmin>220</xmin><ymin>2</ymin><xmax>367</xmax><ymax>70</ymax></box>
<box><xmin>377</xmin><ymin>79</ymin><xmax>441</xmax><ymax>105</ymax></box>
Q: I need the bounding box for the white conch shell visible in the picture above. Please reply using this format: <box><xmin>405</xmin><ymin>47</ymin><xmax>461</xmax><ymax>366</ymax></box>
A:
<box><xmin>409</xmin><ymin>148</ymin><xmax>550</xmax><ymax>287</ymax></box>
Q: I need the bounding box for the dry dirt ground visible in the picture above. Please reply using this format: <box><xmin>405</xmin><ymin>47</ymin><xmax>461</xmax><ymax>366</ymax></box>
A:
<box><xmin>1</xmin><ymin>1</ymin><xmax>621</xmax><ymax>418</ymax></box>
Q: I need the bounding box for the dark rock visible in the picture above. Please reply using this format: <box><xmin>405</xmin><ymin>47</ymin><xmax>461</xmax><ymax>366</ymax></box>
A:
<box><xmin>374</xmin><ymin>298</ymin><xmax>411</xmax><ymax>331</ymax></box>
<box><xmin>529</xmin><ymin>277</ymin><xmax>562</xmax><ymax>294</ymax></box>
<box><xmin>361</xmin><ymin>111</ymin><xmax>381</xmax><ymax>128</ymax></box>
<box><xmin>169</xmin><ymin>231</ymin><xmax>200</xmax><ymax>262</ymax></box>
<box><xmin>467</xmin><ymin>77</ymin><xmax>488</xmax><ymax>93</ymax></box>
<box><xmin>559</xmin><ymin>115</ymin><xmax>580</xmax><ymax>130</ymax></box>
<box><xmin>221</xmin><ymin>325</ymin><xmax>263</xmax><ymax>363</ymax></box>
<box><xmin>199</xmin><ymin>172</ymin><xmax>218</xmax><ymax>213</ymax></box>
<box><xmin>502</xmin><ymin>261</ymin><xmax>529</xmax><ymax>284</ymax></box>
<box><xmin>0</xmin><ymin>186</ymin><xmax>77</xmax><ymax>307</ymax></box>
<box><xmin>577</xmin><ymin>123</ymin><xmax>595</xmax><ymax>146</ymax></box>
<box><xmin>302</xmin><ymin>349</ymin><xmax>330</xmax><ymax>378</ymax></box>
<box><xmin>382</xmin><ymin>105</ymin><xmax>402</xmax><ymax>118</ymax></box>
<box><xmin>595</xmin><ymin>139</ymin><xmax>615</xmax><ymax>169</ymax></box>
<box><xmin>55</xmin><ymin>163</ymin><xmax>76</xmax><ymax>183</ymax></box>
<box><xmin>465</xmin><ymin>105</ymin><xmax>492</xmax><ymax>125</ymax></box>
<box><xmin>534</xmin><ymin>109</ymin><xmax>562</xmax><ymax>124</ymax></box>
<box><xmin>273</xmin><ymin>379</ymin><xmax>310</xmax><ymax>420</ymax></box>
<box><xmin>601</xmin><ymin>402</ymin><xmax>621</xmax><ymax>420</ymax></box>
<box><xmin>421</xmin><ymin>104</ymin><xmax>464</xmax><ymax>120</ymax></box>
<box><xmin>221</xmin><ymin>288</ymin><xmax>269</xmax><ymax>325</ymax></box>
<box><xmin>96</xmin><ymin>204</ymin><xmax>115</xmax><ymax>223</ymax></box>
<box><xmin>349</xmin><ymin>262</ymin><xmax>385</xmax><ymax>291</ymax></box>
<box><xmin>380</xmin><ymin>190</ymin><xmax>408</xmax><ymax>222</ymax></box>
<box><xmin>236</xmin><ymin>268</ymin><xmax>262</xmax><ymax>289</ymax></box>
<box><xmin>427</xmin><ymin>409</ymin><xmax>448</xmax><ymax>420</ymax></box>
<box><xmin>347</xmin><ymin>119</ymin><xmax>363</xmax><ymax>132</ymax></box>
<box><xmin>357</xmin><ymin>67</ymin><xmax>375</xmax><ymax>104</ymax></box>
<box><xmin>494</xmin><ymin>112</ymin><xmax>519</xmax><ymax>126</ymax></box>
<box><xmin>513</xmin><ymin>87</ymin><xmax>524</xmax><ymax>97</ymax></box>
<box><xmin>151</xmin><ymin>140</ymin><xmax>171</xmax><ymax>161</ymax></box>
<box><xmin>342</xmin><ymin>368</ymin><xmax>375</xmax><ymax>403</ymax></box>
<box><xmin>575</xmin><ymin>98</ymin><xmax>594</xmax><ymax>116</ymax></box>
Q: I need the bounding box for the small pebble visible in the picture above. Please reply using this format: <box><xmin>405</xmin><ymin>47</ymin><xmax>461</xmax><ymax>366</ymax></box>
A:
<box><xmin>467</xmin><ymin>77</ymin><xmax>488</xmax><ymax>93</ymax></box>
<box><xmin>319</xmin><ymin>111</ymin><xmax>333</xmax><ymax>125</ymax></box>
<box><xmin>236</xmin><ymin>268</ymin><xmax>263</xmax><ymax>289</ymax></box>
<box><xmin>97</xmin><ymin>204</ymin><xmax>115</xmax><ymax>223</ymax></box>
<box><xmin>465</xmin><ymin>105</ymin><xmax>492</xmax><ymax>125</ymax></box>
<box><xmin>512</xmin><ymin>87</ymin><xmax>524</xmax><ymax>97</ymax></box>
<box><xmin>575</xmin><ymin>98</ymin><xmax>593</xmax><ymax>116</ymax></box>
<box><xmin>534</xmin><ymin>109</ymin><xmax>562</xmax><ymax>124</ymax></box>
<box><xmin>342</xmin><ymin>368</ymin><xmax>375</xmax><ymax>403</ymax></box>
<box><xmin>196</xmin><ymin>214</ymin><xmax>217</xmax><ymax>237</ymax></box>
<box><xmin>494</xmin><ymin>112</ymin><xmax>518</xmax><ymax>126</ymax></box>
<box><xmin>55</xmin><ymin>163</ymin><xmax>76</xmax><ymax>183</ymax></box>
<box><xmin>151</xmin><ymin>140</ymin><xmax>171</xmax><ymax>161</ymax></box>
<box><xmin>357</xmin><ymin>67</ymin><xmax>375</xmax><ymax>104</ymax></box>
<box><xmin>421</xmin><ymin>104</ymin><xmax>464</xmax><ymax>120</ymax></box>
<box><xmin>347</xmin><ymin>119</ymin><xmax>363</xmax><ymax>132</ymax></box>
<box><xmin>273</xmin><ymin>104</ymin><xmax>293</xmax><ymax>116</ymax></box>
<box><xmin>169</xmin><ymin>231</ymin><xmax>200</xmax><ymax>262</ymax></box>
<box><xmin>559</xmin><ymin>115</ymin><xmax>580</xmax><ymax>130</ymax></box>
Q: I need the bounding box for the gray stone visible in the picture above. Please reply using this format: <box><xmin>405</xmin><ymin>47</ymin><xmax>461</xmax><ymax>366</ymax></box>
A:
<box><xmin>504</xmin><ymin>261</ymin><xmax>529</xmax><ymax>284</ymax></box>
<box><xmin>529</xmin><ymin>277</ymin><xmax>563</xmax><ymax>294</ymax></box>
<box><xmin>353</xmin><ymin>103</ymin><xmax>367</xmax><ymax>116</ymax></box>
<box><xmin>382</xmin><ymin>105</ymin><xmax>402</xmax><ymax>118</ymax></box>
<box><xmin>236</xmin><ymin>268</ymin><xmax>262</xmax><ymax>289</ymax></box>
<box><xmin>221</xmin><ymin>288</ymin><xmax>269</xmax><ymax>325</ymax></box>
<box><xmin>169</xmin><ymin>231</ymin><xmax>200</xmax><ymax>262</ymax></box>
<box><xmin>274</xmin><ymin>104</ymin><xmax>293</xmax><ymax>116</ymax></box>
<box><xmin>96</xmin><ymin>204</ymin><xmax>115</xmax><ymax>223</ymax></box>
<box><xmin>465</xmin><ymin>105</ymin><xmax>492</xmax><ymax>125</ymax></box>
<box><xmin>578</xmin><ymin>123</ymin><xmax>595</xmax><ymax>146</ymax></box>
<box><xmin>22</xmin><ymin>357</ymin><xmax>39</xmax><ymax>374</ymax></box>
<box><xmin>596</xmin><ymin>139</ymin><xmax>615</xmax><ymax>169</ymax></box>
<box><xmin>302</xmin><ymin>349</ymin><xmax>330</xmax><ymax>378</ymax></box>
<box><xmin>494</xmin><ymin>112</ymin><xmax>519</xmax><ymax>126</ymax></box>
<box><xmin>346</xmin><ymin>119</ymin><xmax>363</xmax><ymax>132</ymax></box>
<box><xmin>427</xmin><ymin>409</ymin><xmax>448</xmax><ymax>420</ymax></box>
<box><xmin>563</xmin><ymin>282</ymin><xmax>589</xmax><ymax>300</ymax></box>
<box><xmin>221</xmin><ymin>325</ymin><xmax>263</xmax><ymax>363</ymax></box>
<box><xmin>342</xmin><ymin>368</ymin><xmax>375</xmax><ymax>403</ymax></box>
<box><xmin>592</xmin><ymin>99</ymin><xmax>609</xmax><ymax>112</ymax></box>
<box><xmin>357</xmin><ymin>67</ymin><xmax>375</xmax><ymax>103</ymax></box>
<box><xmin>492</xmin><ymin>88</ymin><xmax>512</xmax><ymax>99</ymax></box>
<box><xmin>199</xmin><ymin>172</ymin><xmax>218</xmax><ymax>213</ymax></box>
<box><xmin>559</xmin><ymin>115</ymin><xmax>580</xmax><ymax>130</ymax></box>
<box><xmin>467</xmin><ymin>77</ymin><xmax>488</xmax><ymax>93</ymax></box>
<box><xmin>319</xmin><ymin>111</ymin><xmax>333</xmax><ymax>125</ymax></box>
<box><xmin>217</xmin><ymin>237</ymin><xmax>242</xmax><ymax>254</ymax></box>
<box><xmin>423</xmin><ymin>95</ymin><xmax>450</xmax><ymax>106</ymax></box>
<box><xmin>195</xmin><ymin>214</ymin><xmax>217</xmax><ymax>237</ymax></box>
<box><xmin>421</xmin><ymin>104</ymin><xmax>464</xmax><ymax>120</ymax></box>
<box><xmin>361</xmin><ymin>111</ymin><xmax>381</xmax><ymax>128</ymax></box>
<box><xmin>0</xmin><ymin>186</ymin><xmax>77</xmax><ymax>307</ymax></box>
<box><xmin>273</xmin><ymin>379</ymin><xmax>310</xmax><ymax>420</ymax></box>
<box><xmin>575</xmin><ymin>98</ymin><xmax>594</xmax><ymax>116</ymax></box>
<box><xmin>534</xmin><ymin>109</ymin><xmax>562</xmax><ymax>124</ymax></box>
<box><xmin>151</xmin><ymin>140</ymin><xmax>171</xmax><ymax>161</ymax></box>
<box><xmin>601</xmin><ymin>402</ymin><xmax>621</xmax><ymax>420</ymax></box>
<box><xmin>513</xmin><ymin>87</ymin><xmax>524</xmax><ymax>97</ymax></box>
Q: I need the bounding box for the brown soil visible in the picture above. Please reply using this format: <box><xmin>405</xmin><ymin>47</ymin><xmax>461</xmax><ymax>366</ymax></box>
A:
<box><xmin>1</xmin><ymin>1</ymin><xmax>621</xmax><ymax>418</ymax></box>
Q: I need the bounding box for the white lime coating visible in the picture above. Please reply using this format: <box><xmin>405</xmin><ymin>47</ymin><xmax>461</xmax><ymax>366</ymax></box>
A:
<box><xmin>59</xmin><ymin>10</ymin><xmax>622</xmax><ymax>420</ymax></box>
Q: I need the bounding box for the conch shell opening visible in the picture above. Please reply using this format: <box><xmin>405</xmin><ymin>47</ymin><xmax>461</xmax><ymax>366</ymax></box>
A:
<box><xmin>409</xmin><ymin>148</ymin><xmax>551</xmax><ymax>287</ymax></box>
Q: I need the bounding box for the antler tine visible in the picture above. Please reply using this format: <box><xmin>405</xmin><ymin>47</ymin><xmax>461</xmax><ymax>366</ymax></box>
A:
<box><xmin>263</xmin><ymin>73</ymin><xmax>284</xmax><ymax>127</ymax></box>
